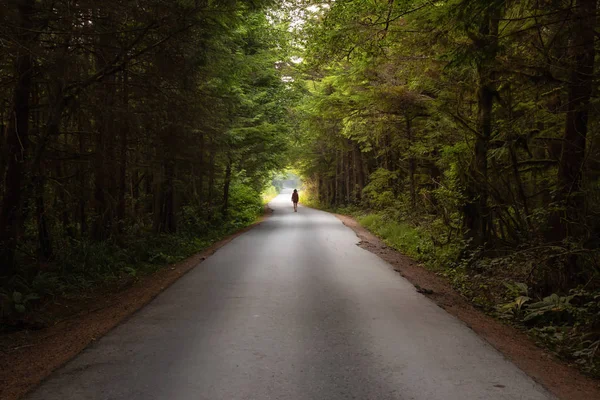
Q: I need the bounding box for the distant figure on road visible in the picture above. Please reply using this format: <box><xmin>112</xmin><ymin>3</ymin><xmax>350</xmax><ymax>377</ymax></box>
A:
<box><xmin>291</xmin><ymin>189</ymin><xmax>299</xmax><ymax>212</ymax></box>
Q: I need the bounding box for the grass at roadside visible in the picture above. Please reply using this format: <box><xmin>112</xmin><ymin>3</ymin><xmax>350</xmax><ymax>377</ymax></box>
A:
<box><xmin>357</xmin><ymin>214</ymin><xmax>427</xmax><ymax>261</ymax></box>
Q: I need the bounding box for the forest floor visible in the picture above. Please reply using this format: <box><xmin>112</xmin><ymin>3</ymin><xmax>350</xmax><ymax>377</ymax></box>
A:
<box><xmin>334</xmin><ymin>213</ymin><xmax>600</xmax><ymax>400</ymax></box>
<box><xmin>0</xmin><ymin>208</ymin><xmax>272</xmax><ymax>400</ymax></box>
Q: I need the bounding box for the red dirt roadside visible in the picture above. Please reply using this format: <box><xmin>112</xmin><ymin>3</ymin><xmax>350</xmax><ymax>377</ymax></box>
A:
<box><xmin>0</xmin><ymin>210</ymin><xmax>271</xmax><ymax>400</ymax></box>
<box><xmin>334</xmin><ymin>213</ymin><xmax>600</xmax><ymax>400</ymax></box>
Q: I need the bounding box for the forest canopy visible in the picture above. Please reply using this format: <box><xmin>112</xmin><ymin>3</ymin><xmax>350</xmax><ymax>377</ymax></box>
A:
<box><xmin>1</xmin><ymin>0</ymin><xmax>600</xmax><ymax>377</ymax></box>
<box><xmin>292</xmin><ymin>0</ymin><xmax>599</xmax><ymax>288</ymax></box>
<box><xmin>289</xmin><ymin>0</ymin><xmax>600</xmax><ymax>375</ymax></box>
<box><xmin>0</xmin><ymin>0</ymin><xmax>296</xmax><ymax>315</ymax></box>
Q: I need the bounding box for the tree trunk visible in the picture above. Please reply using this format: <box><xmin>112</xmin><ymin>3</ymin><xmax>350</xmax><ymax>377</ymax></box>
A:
<box><xmin>222</xmin><ymin>157</ymin><xmax>232</xmax><ymax>216</ymax></box>
<box><xmin>406</xmin><ymin>116</ymin><xmax>416</xmax><ymax>209</ymax></box>
<box><xmin>0</xmin><ymin>122</ymin><xmax>6</xmax><ymax>182</ymax></box>
<box><xmin>547</xmin><ymin>0</ymin><xmax>597</xmax><ymax>287</ymax></box>
<box><xmin>92</xmin><ymin>19</ymin><xmax>118</xmax><ymax>240</ymax></box>
<box><xmin>78</xmin><ymin>124</ymin><xmax>88</xmax><ymax>236</ymax></box>
<box><xmin>155</xmin><ymin>127</ymin><xmax>177</xmax><ymax>233</ymax></box>
<box><xmin>116</xmin><ymin>68</ymin><xmax>129</xmax><ymax>231</ymax></box>
<box><xmin>554</xmin><ymin>0</ymin><xmax>596</xmax><ymax>236</ymax></box>
<box><xmin>334</xmin><ymin>150</ymin><xmax>340</xmax><ymax>205</ymax></box>
<box><xmin>0</xmin><ymin>0</ymin><xmax>36</xmax><ymax>273</ymax></box>
<box><xmin>35</xmin><ymin>175</ymin><xmax>52</xmax><ymax>262</ymax></box>
<box><xmin>510</xmin><ymin>141</ymin><xmax>530</xmax><ymax>227</ymax></box>
<box><xmin>92</xmin><ymin>120</ymin><xmax>108</xmax><ymax>240</ymax></box>
<box><xmin>352</xmin><ymin>143</ymin><xmax>358</xmax><ymax>202</ymax></box>
<box><xmin>197</xmin><ymin>133</ymin><xmax>205</xmax><ymax>202</ymax></box>
<box><xmin>208</xmin><ymin>138</ymin><xmax>216</xmax><ymax>204</ymax></box>
<box><xmin>345</xmin><ymin>148</ymin><xmax>351</xmax><ymax>204</ymax></box>
<box><xmin>463</xmin><ymin>5</ymin><xmax>500</xmax><ymax>247</ymax></box>
<box><xmin>163</xmin><ymin>158</ymin><xmax>177</xmax><ymax>233</ymax></box>
<box><xmin>356</xmin><ymin>145</ymin><xmax>366</xmax><ymax>200</ymax></box>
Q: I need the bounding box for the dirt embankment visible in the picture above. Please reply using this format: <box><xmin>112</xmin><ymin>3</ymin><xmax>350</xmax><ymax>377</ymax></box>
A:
<box><xmin>0</xmin><ymin>210</ymin><xmax>271</xmax><ymax>400</ymax></box>
<box><xmin>334</xmin><ymin>213</ymin><xmax>600</xmax><ymax>400</ymax></box>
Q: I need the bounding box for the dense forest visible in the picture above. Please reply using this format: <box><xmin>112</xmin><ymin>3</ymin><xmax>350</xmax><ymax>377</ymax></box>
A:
<box><xmin>291</xmin><ymin>0</ymin><xmax>600</xmax><ymax>375</ymax></box>
<box><xmin>0</xmin><ymin>0</ymin><xmax>296</xmax><ymax>320</ymax></box>
<box><xmin>1</xmin><ymin>0</ymin><xmax>600</xmax><ymax>379</ymax></box>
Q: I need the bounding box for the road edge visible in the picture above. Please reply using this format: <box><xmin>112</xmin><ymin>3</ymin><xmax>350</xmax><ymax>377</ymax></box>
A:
<box><xmin>0</xmin><ymin>207</ymin><xmax>273</xmax><ymax>400</ymax></box>
<box><xmin>333</xmin><ymin>212</ymin><xmax>600</xmax><ymax>400</ymax></box>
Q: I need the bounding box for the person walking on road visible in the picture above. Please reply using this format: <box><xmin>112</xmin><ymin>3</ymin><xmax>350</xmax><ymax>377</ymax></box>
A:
<box><xmin>291</xmin><ymin>189</ymin><xmax>299</xmax><ymax>212</ymax></box>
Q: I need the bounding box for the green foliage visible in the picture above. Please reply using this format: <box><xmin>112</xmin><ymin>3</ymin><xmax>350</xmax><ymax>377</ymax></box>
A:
<box><xmin>291</xmin><ymin>0</ymin><xmax>600</xmax><ymax>378</ymax></box>
<box><xmin>362</xmin><ymin>169</ymin><xmax>398</xmax><ymax>210</ymax></box>
<box><xmin>495</xmin><ymin>283</ymin><xmax>600</xmax><ymax>376</ymax></box>
<box><xmin>358</xmin><ymin>213</ymin><xmax>428</xmax><ymax>261</ymax></box>
<box><xmin>497</xmin><ymin>282</ymin><xmax>531</xmax><ymax>320</ymax></box>
<box><xmin>297</xmin><ymin>189</ymin><xmax>319</xmax><ymax>209</ymax></box>
<box><xmin>0</xmin><ymin>290</ymin><xmax>39</xmax><ymax>316</ymax></box>
<box><xmin>227</xmin><ymin>181</ymin><xmax>265</xmax><ymax>228</ymax></box>
<box><xmin>0</xmin><ymin>181</ymin><xmax>267</xmax><ymax>327</ymax></box>
<box><xmin>502</xmin><ymin>297</ymin><xmax>533</xmax><ymax>317</ymax></box>
<box><xmin>2</xmin><ymin>0</ymin><xmax>599</xmax><ymax>380</ymax></box>
<box><xmin>524</xmin><ymin>294</ymin><xmax>576</xmax><ymax>324</ymax></box>
<box><xmin>262</xmin><ymin>185</ymin><xmax>280</xmax><ymax>204</ymax></box>
<box><xmin>0</xmin><ymin>0</ymin><xmax>295</xmax><ymax>327</ymax></box>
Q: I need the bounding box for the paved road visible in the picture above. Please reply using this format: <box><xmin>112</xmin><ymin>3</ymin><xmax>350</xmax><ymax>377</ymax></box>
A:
<box><xmin>28</xmin><ymin>190</ymin><xmax>554</xmax><ymax>400</ymax></box>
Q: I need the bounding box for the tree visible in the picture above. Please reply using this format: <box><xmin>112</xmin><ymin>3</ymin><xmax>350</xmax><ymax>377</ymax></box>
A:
<box><xmin>0</xmin><ymin>0</ymin><xmax>292</xmax><ymax>285</ymax></box>
<box><xmin>292</xmin><ymin>0</ymin><xmax>600</xmax><ymax>291</ymax></box>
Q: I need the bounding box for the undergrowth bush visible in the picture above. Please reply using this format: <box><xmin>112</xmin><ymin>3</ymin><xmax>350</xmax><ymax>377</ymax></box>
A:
<box><xmin>227</xmin><ymin>182</ymin><xmax>264</xmax><ymax>228</ymax></box>
<box><xmin>262</xmin><ymin>185</ymin><xmax>280</xmax><ymax>204</ymax></box>
<box><xmin>0</xmin><ymin>183</ymin><xmax>267</xmax><ymax>328</ymax></box>
<box><xmin>356</xmin><ymin>211</ymin><xmax>462</xmax><ymax>271</ymax></box>
<box><xmin>362</xmin><ymin>169</ymin><xmax>398</xmax><ymax>209</ymax></box>
<box><xmin>298</xmin><ymin>188</ymin><xmax>320</xmax><ymax>209</ymax></box>
<box><xmin>498</xmin><ymin>284</ymin><xmax>600</xmax><ymax>376</ymax></box>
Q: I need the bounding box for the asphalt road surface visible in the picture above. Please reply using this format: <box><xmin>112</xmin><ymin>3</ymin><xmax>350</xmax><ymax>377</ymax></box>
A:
<box><xmin>27</xmin><ymin>189</ymin><xmax>554</xmax><ymax>400</ymax></box>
